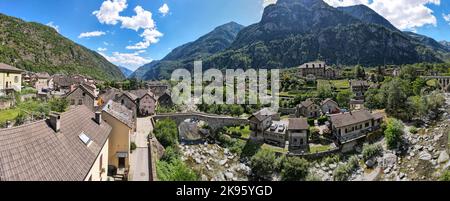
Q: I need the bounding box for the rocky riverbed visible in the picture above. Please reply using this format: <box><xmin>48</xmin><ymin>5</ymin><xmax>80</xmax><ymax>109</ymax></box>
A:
<box><xmin>179</xmin><ymin>143</ymin><xmax>251</xmax><ymax>181</ymax></box>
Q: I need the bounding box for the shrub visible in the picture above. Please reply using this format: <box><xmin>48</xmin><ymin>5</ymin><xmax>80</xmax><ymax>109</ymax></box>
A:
<box><xmin>440</xmin><ymin>170</ymin><xmax>450</xmax><ymax>181</ymax></box>
<box><xmin>317</xmin><ymin>116</ymin><xmax>328</xmax><ymax>125</ymax></box>
<box><xmin>14</xmin><ymin>112</ymin><xmax>27</xmax><ymax>126</ymax></box>
<box><xmin>161</xmin><ymin>146</ymin><xmax>181</xmax><ymax>163</ymax></box>
<box><xmin>154</xmin><ymin>119</ymin><xmax>179</xmax><ymax>148</ymax></box>
<box><xmin>309</xmin><ymin>127</ymin><xmax>320</xmax><ymax>142</ymax></box>
<box><xmin>281</xmin><ymin>157</ymin><xmax>310</xmax><ymax>181</ymax></box>
<box><xmin>409</xmin><ymin>126</ymin><xmax>418</xmax><ymax>134</ymax></box>
<box><xmin>130</xmin><ymin>142</ymin><xmax>137</xmax><ymax>153</ymax></box>
<box><xmin>362</xmin><ymin>144</ymin><xmax>383</xmax><ymax>161</ymax></box>
<box><xmin>384</xmin><ymin>118</ymin><xmax>404</xmax><ymax>149</ymax></box>
<box><xmin>307</xmin><ymin>118</ymin><xmax>315</xmax><ymax>126</ymax></box>
<box><xmin>156</xmin><ymin>159</ymin><xmax>198</xmax><ymax>181</ymax></box>
<box><xmin>250</xmin><ymin>149</ymin><xmax>277</xmax><ymax>179</ymax></box>
<box><xmin>333</xmin><ymin>156</ymin><xmax>359</xmax><ymax>181</ymax></box>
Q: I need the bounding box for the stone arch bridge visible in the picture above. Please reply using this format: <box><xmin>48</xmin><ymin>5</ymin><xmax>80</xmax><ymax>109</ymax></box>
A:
<box><xmin>422</xmin><ymin>76</ymin><xmax>450</xmax><ymax>92</ymax></box>
<box><xmin>153</xmin><ymin>112</ymin><xmax>249</xmax><ymax>131</ymax></box>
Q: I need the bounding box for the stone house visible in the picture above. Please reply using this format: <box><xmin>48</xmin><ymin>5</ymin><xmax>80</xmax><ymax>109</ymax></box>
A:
<box><xmin>298</xmin><ymin>61</ymin><xmax>338</xmax><ymax>79</ymax></box>
<box><xmin>288</xmin><ymin>118</ymin><xmax>310</xmax><ymax>152</ymax></box>
<box><xmin>33</xmin><ymin>72</ymin><xmax>51</xmax><ymax>92</ymax></box>
<box><xmin>129</xmin><ymin>89</ymin><xmax>157</xmax><ymax>116</ymax></box>
<box><xmin>328</xmin><ymin>110</ymin><xmax>383</xmax><ymax>152</ymax></box>
<box><xmin>297</xmin><ymin>99</ymin><xmax>321</xmax><ymax>118</ymax></box>
<box><xmin>65</xmin><ymin>84</ymin><xmax>98</xmax><ymax>112</ymax></box>
<box><xmin>263</xmin><ymin>120</ymin><xmax>288</xmax><ymax>147</ymax></box>
<box><xmin>349</xmin><ymin>99</ymin><xmax>365</xmax><ymax>110</ymax></box>
<box><xmin>157</xmin><ymin>90</ymin><xmax>173</xmax><ymax>108</ymax></box>
<box><xmin>102</xmin><ymin>100</ymin><xmax>134</xmax><ymax>177</ymax></box>
<box><xmin>248</xmin><ymin>108</ymin><xmax>278</xmax><ymax>139</ymax></box>
<box><xmin>321</xmin><ymin>98</ymin><xmax>340</xmax><ymax>114</ymax></box>
<box><xmin>0</xmin><ymin>106</ymin><xmax>112</xmax><ymax>181</ymax></box>
<box><xmin>117</xmin><ymin>92</ymin><xmax>139</xmax><ymax>120</ymax></box>
<box><xmin>350</xmin><ymin>80</ymin><xmax>370</xmax><ymax>100</ymax></box>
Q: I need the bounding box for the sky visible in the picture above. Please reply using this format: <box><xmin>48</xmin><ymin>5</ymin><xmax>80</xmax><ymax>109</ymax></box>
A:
<box><xmin>0</xmin><ymin>0</ymin><xmax>449</xmax><ymax>71</ymax></box>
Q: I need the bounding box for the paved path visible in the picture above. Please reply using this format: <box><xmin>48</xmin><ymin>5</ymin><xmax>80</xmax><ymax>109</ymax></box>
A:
<box><xmin>130</xmin><ymin>117</ymin><xmax>153</xmax><ymax>181</ymax></box>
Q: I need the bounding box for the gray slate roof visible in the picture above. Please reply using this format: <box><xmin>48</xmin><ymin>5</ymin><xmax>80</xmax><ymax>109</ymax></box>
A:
<box><xmin>288</xmin><ymin>118</ymin><xmax>309</xmax><ymax>130</ymax></box>
<box><xmin>329</xmin><ymin>110</ymin><xmax>375</xmax><ymax>128</ymax></box>
<box><xmin>0</xmin><ymin>63</ymin><xmax>24</xmax><ymax>73</ymax></box>
<box><xmin>103</xmin><ymin>100</ymin><xmax>134</xmax><ymax>128</ymax></box>
<box><xmin>0</xmin><ymin>106</ymin><xmax>112</xmax><ymax>181</ymax></box>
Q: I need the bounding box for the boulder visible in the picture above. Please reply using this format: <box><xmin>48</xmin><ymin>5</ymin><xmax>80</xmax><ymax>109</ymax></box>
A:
<box><xmin>365</xmin><ymin>159</ymin><xmax>376</xmax><ymax>168</ymax></box>
<box><xmin>382</xmin><ymin>153</ymin><xmax>397</xmax><ymax>168</ymax></box>
<box><xmin>224</xmin><ymin>172</ymin><xmax>234</xmax><ymax>181</ymax></box>
<box><xmin>438</xmin><ymin>151</ymin><xmax>449</xmax><ymax>163</ymax></box>
<box><xmin>418</xmin><ymin>151</ymin><xmax>432</xmax><ymax>161</ymax></box>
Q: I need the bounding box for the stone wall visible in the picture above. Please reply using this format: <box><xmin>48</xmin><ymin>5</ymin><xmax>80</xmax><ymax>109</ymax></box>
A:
<box><xmin>288</xmin><ymin>147</ymin><xmax>341</xmax><ymax>159</ymax></box>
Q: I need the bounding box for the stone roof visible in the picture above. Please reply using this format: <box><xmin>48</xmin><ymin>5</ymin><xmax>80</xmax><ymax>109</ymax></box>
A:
<box><xmin>321</xmin><ymin>98</ymin><xmax>338</xmax><ymax>106</ymax></box>
<box><xmin>0</xmin><ymin>63</ymin><xmax>24</xmax><ymax>73</ymax></box>
<box><xmin>122</xmin><ymin>91</ymin><xmax>139</xmax><ymax>101</ymax></box>
<box><xmin>249</xmin><ymin>108</ymin><xmax>276</xmax><ymax>122</ymax></box>
<box><xmin>299</xmin><ymin>99</ymin><xmax>316</xmax><ymax>108</ymax></box>
<box><xmin>36</xmin><ymin>72</ymin><xmax>50</xmax><ymax>79</ymax></box>
<box><xmin>329</xmin><ymin>110</ymin><xmax>375</xmax><ymax>128</ymax></box>
<box><xmin>0</xmin><ymin>106</ymin><xmax>112</xmax><ymax>181</ymax></box>
<box><xmin>129</xmin><ymin>89</ymin><xmax>155</xmax><ymax>100</ymax></box>
<box><xmin>298</xmin><ymin>61</ymin><xmax>326</xmax><ymax>69</ymax></box>
<box><xmin>66</xmin><ymin>84</ymin><xmax>97</xmax><ymax>99</ymax></box>
<box><xmin>102</xmin><ymin>100</ymin><xmax>134</xmax><ymax>128</ymax></box>
<box><xmin>99</xmin><ymin>87</ymin><xmax>121</xmax><ymax>106</ymax></box>
<box><xmin>288</xmin><ymin>118</ymin><xmax>309</xmax><ymax>130</ymax></box>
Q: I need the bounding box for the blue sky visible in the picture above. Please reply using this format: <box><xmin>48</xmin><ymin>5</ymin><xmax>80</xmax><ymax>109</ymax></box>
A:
<box><xmin>0</xmin><ymin>0</ymin><xmax>449</xmax><ymax>70</ymax></box>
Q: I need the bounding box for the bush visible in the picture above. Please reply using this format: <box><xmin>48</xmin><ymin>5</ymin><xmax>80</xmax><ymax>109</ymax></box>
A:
<box><xmin>281</xmin><ymin>157</ymin><xmax>310</xmax><ymax>181</ymax></box>
<box><xmin>384</xmin><ymin>118</ymin><xmax>404</xmax><ymax>149</ymax></box>
<box><xmin>130</xmin><ymin>142</ymin><xmax>137</xmax><ymax>153</ymax></box>
<box><xmin>14</xmin><ymin>112</ymin><xmax>27</xmax><ymax>126</ymax></box>
<box><xmin>161</xmin><ymin>146</ymin><xmax>181</xmax><ymax>163</ymax></box>
<box><xmin>333</xmin><ymin>156</ymin><xmax>359</xmax><ymax>181</ymax></box>
<box><xmin>440</xmin><ymin>170</ymin><xmax>450</xmax><ymax>181</ymax></box>
<box><xmin>323</xmin><ymin>155</ymin><xmax>341</xmax><ymax>166</ymax></box>
<box><xmin>250</xmin><ymin>149</ymin><xmax>277</xmax><ymax>179</ymax></box>
<box><xmin>307</xmin><ymin>118</ymin><xmax>315</xmax><ymax>126</ymax></box>
<box><xmin>409</xmin><ymin>126</ymin><xmax>418</xmax><ymax>134</ymax></box>
<box><xmin>362</xmin><ymin>144</ymin><xmax>383</xmax><ymax>161</ymax></box>
<box><xmin>48</xmin><ymin>98</ymin><xmax>69</xmax><ymax>113</ymax></box>
<box><xmin>317</xmin><ymin>116</ymin><xmax>328</xmax><ymax>125</ymax></box>
<box><xmin>156</xmin><ymin>159</ymin><xmax>198</xmax><ymax>181</ymax></box>
<box><xmin>154</xmin><ymin>119</ymin><xmax>179</xmax><ymax>148</ymax></box>
<box><xmin>309</xmin><ymin>127</ymin><xmax>320</xmax><ymax>142</ymax></box>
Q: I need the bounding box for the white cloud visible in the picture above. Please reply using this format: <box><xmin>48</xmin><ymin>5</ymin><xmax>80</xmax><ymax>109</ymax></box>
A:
<box><xmin>444</xmin><ymin>13</ymin><xmax>450</xmax><ymax>24</ymax></box>
<box><xmin>262</xmin><ymin>0</ymin><xmax>277</xmax><ymax>7</ymax></box>
<box><xmin>97</xmin><ymin>47</ymin><xmax>108</xmax><ymax>52</ymax></box>
<box><xmin>78</xmin><ymin>31</ymin><xmax>106</xmax><ymax>38</ymax></box>
<box><xmin>93</xmin><ymin>0</ymin><xmax>163</xmax><ymax>49</ymax></box>
<box><xmin>323</xmin><ymin>0</ymin><xmax>441</xmax><ymax>30</ymax></box>
<box><xmin>46</xmin><ymin>22</ymin><xmax>59</xmax><ymax>32</ymax></box>
<box><xmin>93</xmin><ymin>0</ymin><xmax>127</xmax><ymax>25</ymax></box>
<box><xmin>99</xmin><ymin>51</ymin><xmax>151</xmax><ymax>69</ymax></box>
<box><xmin>120</xmin><ymin>6</ymin><xmax>155</xmax><ymax>31</ymax></box>
<box><xmin>158</xmin><ymin>3</ymin><xmax>170</xmax><ymax>16</ymax></box>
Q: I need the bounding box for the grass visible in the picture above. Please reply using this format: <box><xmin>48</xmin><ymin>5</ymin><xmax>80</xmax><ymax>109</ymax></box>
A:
<box><xmin>330</xmin><ymin>80</ymin><xmax>350</xmax><ymax>89</ymax></box>
<box><xmin>0</xmin><ymin>108</ymin><xmax>20</xmax><ymax>122</ymax></box>
<box><xmin>309</xmin><ymin>144</ymin><xmax>333</xmax><ymax>153</ymax></box>
<box><xmin>0</xmin><ymin>100</ymin><xmax>51</xmax><ymax>123</ymax></box>
<box><xmin>261</xmin><ymin>143</ymin><xmax>287</xmax><ymax>154</ymax></box>
<box><xmin>226</xmin><ymin>125</ymin><xmax>251</xmax><ymax>139</ymax></box>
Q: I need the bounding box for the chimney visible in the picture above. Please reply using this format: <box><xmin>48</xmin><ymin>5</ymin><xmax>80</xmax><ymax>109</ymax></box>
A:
<box><xmin>49</xmin><ymin>112</ymin><xmax>61</xmax><ymax>132</ymax></box>
<box><xmin>95</xmin><ymin>111</ymin><xmax>102</xmax><ymax>125</ymax></box>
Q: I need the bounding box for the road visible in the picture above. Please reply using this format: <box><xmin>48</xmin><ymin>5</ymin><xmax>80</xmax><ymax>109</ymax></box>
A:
<box><xmin>130</xmin><ymin>117</ymin><xmax>153</xmax><ymax>181</ymax></box>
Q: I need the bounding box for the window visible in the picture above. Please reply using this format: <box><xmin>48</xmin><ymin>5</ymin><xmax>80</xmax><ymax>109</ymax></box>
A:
<box><xmin>99</xmin><ymin>154</ymin><xmax>103</xmax><ymax>173</ymax></box>
<box><xmin>365</xmin><ymin>122</ymin><xmax>370</xmax><ymax>127</ymax></box>
<box><xmin>6</xmin><ymin>73</ymin><xmax>9</xmax><ymax>77</ymax></box>
<box><xmin>121</xmin><ymin>99</ymin><xmax>125</xmax><ymax>105</ymax></box>
<box><xmin>71</xmin><ymin>99</ymin><xmax>75</xmax><ymax>105</ymax></box>
<box><xmin>300</xmin><ymin>138</ymin><xmax>304</xmax><ymax>145</ymax></box>
<box><xmin>78</xmin><ymin>99</ymin><xmax>83</xmax><ymax>105</ymax></box>
<box><xmin>14</xmin><ymin>76</ymin><xmax>18</xmax><ymax>83</ymax></box>
<box><xmin>79</xmin><ymin>132</ymin><xmax>91</xmax><ymax>145</ymax></box>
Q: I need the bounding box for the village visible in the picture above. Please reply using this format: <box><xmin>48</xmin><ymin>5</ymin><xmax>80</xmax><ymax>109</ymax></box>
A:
<box><xmin>0</xmin><ymin>59</ymin><xmax>448</xmax><ymax>181</ymax></box>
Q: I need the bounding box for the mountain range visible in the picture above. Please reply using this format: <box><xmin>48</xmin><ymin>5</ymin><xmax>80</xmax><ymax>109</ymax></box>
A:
<box><xmin>134</xmin><ymin>0</ymin><xmax>449</xmax><ymax>80</ymax></box>
<box><xmin>0</xmin><ymin>13</ymin><xmax>124</xmax><ymax>80</ymax></box>
<box><xmin>118</xmin><ymin>66</ymin><xmax>134</xmax><ymax>78</ymax></box>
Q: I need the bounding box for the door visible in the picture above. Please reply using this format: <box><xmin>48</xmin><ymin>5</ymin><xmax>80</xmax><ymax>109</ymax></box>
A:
<box><xmin>118</xmin><ymin>157</ymin><xmax>126</xmax><ymax>169</ymax></box>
